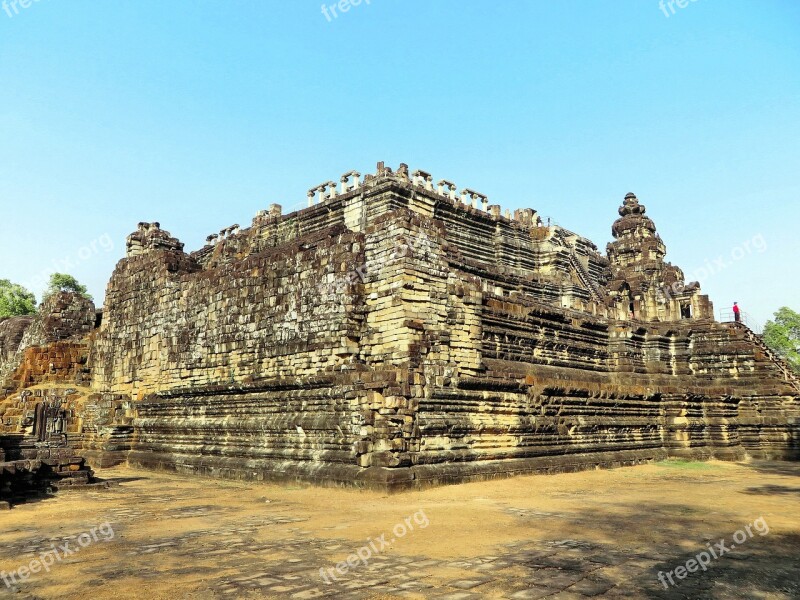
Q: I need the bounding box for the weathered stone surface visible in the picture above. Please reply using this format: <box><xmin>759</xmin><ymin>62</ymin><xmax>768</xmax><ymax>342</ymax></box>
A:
<box><xmin>0</xmin><ymin>162</ymin><xmax>797</xmax><ymax>491</ymax></box>
<box><xmin>0</xmin><ymin>315</ymin><xmax>34</xmax><ymax>368</ymax></box>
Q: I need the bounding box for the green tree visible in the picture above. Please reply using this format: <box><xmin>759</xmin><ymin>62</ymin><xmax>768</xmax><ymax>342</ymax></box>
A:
<box><xmin>763</xmin><ymin>307</ymin><xmax>800</xmax><ymax>374</ymax></box>
<box><xmin>0</xmin><ymin>279</ymin><xmax>37</xmax><ymax>318</ymax></box>
<box><xmin>43</xmin><ymin>273</ymin><xmax>93</xmax><ymax>302</ymax></box>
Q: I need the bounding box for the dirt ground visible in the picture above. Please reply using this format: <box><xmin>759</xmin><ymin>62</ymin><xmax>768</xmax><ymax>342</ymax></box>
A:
<box><xmin>0</xmin><ymin>459</ymin><xmax>798</xmax><ymax>599</ymax></box>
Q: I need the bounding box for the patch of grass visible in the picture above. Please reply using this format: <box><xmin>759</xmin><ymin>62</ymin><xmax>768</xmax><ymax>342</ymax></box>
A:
<box><xmin>655</xmin><ymin>459</ymin><xmax>716</xmax><ymax>471</ymax></box>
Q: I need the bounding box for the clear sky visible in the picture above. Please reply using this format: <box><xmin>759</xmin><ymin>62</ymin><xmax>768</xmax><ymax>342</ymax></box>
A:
<box><xmin>1</xmin><ymin>0</ymin><xmax>798</xmax><ymax>328</ymax></box>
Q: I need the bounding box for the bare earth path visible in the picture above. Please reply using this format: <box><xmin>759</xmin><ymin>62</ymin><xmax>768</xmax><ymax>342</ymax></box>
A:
<box><xmin>0</xmin><ymin>460</ymin><xmax>798</xmax><ymax>599</ymax></box>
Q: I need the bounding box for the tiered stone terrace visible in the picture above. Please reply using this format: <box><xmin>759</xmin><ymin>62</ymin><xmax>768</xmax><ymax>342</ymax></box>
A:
<box><xmin>0</xmin><ymin>161</ymin><xmax>797</xmax><ymax>491</ymax></box>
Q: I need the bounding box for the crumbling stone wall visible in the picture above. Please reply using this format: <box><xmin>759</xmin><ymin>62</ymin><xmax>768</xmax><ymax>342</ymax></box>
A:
<box><xmin>0</xmin><ymin>316</ymin><xmax>34</xmax><ymax>368</ymax></box>
<box><xmin>91</xmin><ymin>224</ymin><xmax>365</xmax><ymax>397</ymax></box>
<box><xmin>4</xmin><ymin>342</ymin><xmax>90</xmax><ymax>394</ymax></box>
<box><xmin>0</xmin><ymin>293</ymin><xmax>100</xmax><ymax>498</ymax></box>
<box><xmin>0</xmin><ymin>292</ymin><xmax>95</xmax><ymax>397</ymax></box>
<box><xmin>88</xmin><ymin>222</ymin><xmax>379</xmax><ymax>481</ymax></box>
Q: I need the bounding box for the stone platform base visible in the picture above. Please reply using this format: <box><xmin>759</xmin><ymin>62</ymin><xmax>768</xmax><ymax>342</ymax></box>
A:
<box><xmin>120</xmin><ymin>445</ymin><xmax>775</xmax><ymax>492</ymax></box>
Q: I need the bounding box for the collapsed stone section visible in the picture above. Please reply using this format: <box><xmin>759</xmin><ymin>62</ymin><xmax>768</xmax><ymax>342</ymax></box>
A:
<box><xmin>0</xmin><ymin>316</ymin><xmax>34</xmax><ymax>377</ymax></box>
<box><xmin>93</xmin><ymin>224</ymin><xmax>365</xmax><ymax>397</ymax></box>
<box><xmin>2</xmin><ymin>162</ymin><xmax>797</xmax><ymax>491</ymax></box>
<box><xmin>0</xmin><ymin>292</ymin><xmax>95</xmax><ymax>398</ymax></box>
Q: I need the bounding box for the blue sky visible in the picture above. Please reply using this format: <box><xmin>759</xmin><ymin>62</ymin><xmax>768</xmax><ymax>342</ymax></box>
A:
<box><xmin>0</xmin><ymin>0</ymin><xmax>798</xmax><ymax>327</ymax></box>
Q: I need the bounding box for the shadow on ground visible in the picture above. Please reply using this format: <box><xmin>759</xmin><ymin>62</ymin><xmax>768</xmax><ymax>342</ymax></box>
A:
<box><xmin>741</xmin><ymin>484</ymin><xmax>800</xmax><ymax>496</ymax></box>
<box><xmin>578</xmin><ymin>505</ymin><xmax>800</xmax><ymax>599</ymax></box>
<box><xmin>744</xmin><ymin>459</ymin><xmax>800</xmax><ymax>478</ymax></box>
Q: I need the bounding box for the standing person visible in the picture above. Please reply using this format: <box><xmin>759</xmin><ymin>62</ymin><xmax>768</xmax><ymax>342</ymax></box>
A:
<box><xmin>733</xmin><ymin>302</ymin><xmax>741</xmax><ymax>323</ymax></box>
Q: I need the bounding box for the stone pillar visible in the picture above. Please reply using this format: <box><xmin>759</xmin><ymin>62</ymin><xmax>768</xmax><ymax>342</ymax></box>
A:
<box><xmin>326</xmin><ymin>181</ymin><xmax>338</xmax><ymax>200</ymax></box>
<box><xmin>341</xmin><ymin>170</ymin><xmax>361</xmax><ymax>194</ymax></box>
<box><xmin>411</xmin><ymin>170</ymin><xmax>423</xmax><ymax>187</ymax></box>
<box><xmin>412</xmin><ymin>170</ymin><xmax>433</xmax><ymax>191</ymax></box>
<box><xmin>438</xmin><ymin>180</ymin><xmax>457</xmax><ymax>200</ymax></box>
<box><xmin>464</xmin><ymin>189</ymin><xmax>487</xmax><ymax>211</ymax></box>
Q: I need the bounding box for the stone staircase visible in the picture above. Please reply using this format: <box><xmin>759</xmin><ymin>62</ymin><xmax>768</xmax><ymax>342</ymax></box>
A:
<box><xmin>569</xmin><ymin>253</ymin><xmax>606</xmax><ymax>304</ymax></box>
<box><xmin>553</xmin><ymin>228</ymin><xmax>606</xmax><ymax>304</ymax></box>
<box><xmin>729</xmin><ymin>322</ymin><xmax>800</xmax><ymax>394</ymax></box>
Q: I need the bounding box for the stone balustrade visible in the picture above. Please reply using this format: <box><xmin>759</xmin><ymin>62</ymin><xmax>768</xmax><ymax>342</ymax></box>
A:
<box><xmin>411</xmin><ymin>170</ymin><xmax>433</xmax><ymax>190</ymax></box>
<box><xmin>340</xmin><ymin>170</ymin><xmax>361</xmax><ymax>194</ymax></box>
<box><xmin>298</xmin><ymin>164</ymin><xmax>537</xmax><ymax>227</ymax></box>
<box><xmin>437</xmin><ymin>180</ymin><xmax>457</xmax><ymax>199</ymax></box>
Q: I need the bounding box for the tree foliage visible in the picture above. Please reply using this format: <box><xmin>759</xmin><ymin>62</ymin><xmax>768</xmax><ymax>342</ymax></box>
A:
<box><xmin>0</xmin><ymin>279</ymin><xmax>37</xmax><ymax>318</ymax></box>
<box><xmin>43</xmin><ymin>273</ymin><xmax>92</xmax><ymax>302</ymax></box>
<box><xmin>763</xmin><ymin>307</ymin><xmax>800</xmax><ymax>374</ymax></box>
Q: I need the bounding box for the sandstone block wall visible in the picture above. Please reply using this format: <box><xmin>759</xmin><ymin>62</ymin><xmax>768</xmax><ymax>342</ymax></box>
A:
<box><xmin>91</xmin><ymin>225</ymin><xmax>365</xmax><ymax>397</ymax></box>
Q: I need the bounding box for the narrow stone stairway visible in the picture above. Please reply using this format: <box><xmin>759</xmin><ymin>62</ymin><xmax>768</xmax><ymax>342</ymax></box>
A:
<box><xmin>728</xmin><ymin>322</ymin><xmax>800</xmax><ymax>394</ymax></box>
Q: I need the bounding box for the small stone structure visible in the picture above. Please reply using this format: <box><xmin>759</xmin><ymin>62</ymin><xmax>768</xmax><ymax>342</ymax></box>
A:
<box><xmin>0</xmin><ymin>162</ymin><xmax>798</xmax><ymax>491</ymax></box>
<box><xmin>0</xmin><ymin>435</ymin><xmax>95</xmax><ymax>509</ymax></box>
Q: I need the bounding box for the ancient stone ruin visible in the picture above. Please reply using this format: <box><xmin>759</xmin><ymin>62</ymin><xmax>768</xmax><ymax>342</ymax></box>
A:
<box><xmin>0</xmin><ymin>292</ymin><xmax>97</xmax><ymax>507</ymax></box>
<box><xmin>1</xmin><ymin>162</ymin><xmax>798</xmax><ymax>492</ymax></box>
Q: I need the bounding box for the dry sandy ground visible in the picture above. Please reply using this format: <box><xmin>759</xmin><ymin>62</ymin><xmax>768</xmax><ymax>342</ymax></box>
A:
<box><xmin>0</xmin><ymin>459</ymin><xmax>798</xmax><ymax>599</ymax></box>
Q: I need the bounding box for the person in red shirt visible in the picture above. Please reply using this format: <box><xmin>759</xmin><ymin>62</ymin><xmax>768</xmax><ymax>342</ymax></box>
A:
<box><xmin>733</xmin><ymin>302</ymin><xmax>741</xmax><ymax>323</ymax></box>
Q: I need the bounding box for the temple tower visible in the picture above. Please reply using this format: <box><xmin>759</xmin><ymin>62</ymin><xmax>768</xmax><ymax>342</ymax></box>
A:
<box><xmin>607</xmin><ymin>193</ymin><xmax>713</xmax><ymax>321</ymax></box>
